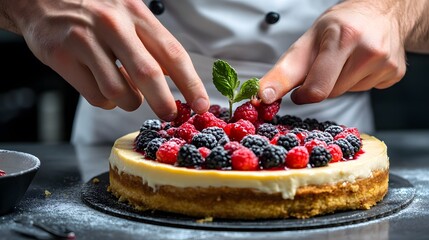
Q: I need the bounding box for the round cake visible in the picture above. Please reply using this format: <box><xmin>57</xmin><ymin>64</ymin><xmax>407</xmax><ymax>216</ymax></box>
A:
<box><xmin>108</xmin><ymin>101</ymin><xmax>389</xmax><ymax>219</ymax></box>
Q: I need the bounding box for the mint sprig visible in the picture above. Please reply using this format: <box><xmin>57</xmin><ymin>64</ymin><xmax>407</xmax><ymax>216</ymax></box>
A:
<box><xmin>212</xmin><ymin>59</ymin><xmax>260</xmax><ymax>119</ymax></box>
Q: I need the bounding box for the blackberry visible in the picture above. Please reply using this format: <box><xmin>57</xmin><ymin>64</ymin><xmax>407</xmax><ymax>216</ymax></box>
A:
<box><xmin>259</xmin><ymin>145</ymin><xmax>287</xmax><ymax>169</ymax></box>
<box><xmin>256</xmin><ymin>123</ymin><xmax>279</xmax><ymax>140</ymax></box>
<box><xmin>240</xmin><ymin>135</ymin><xmax>270</xmax><ymax>157</ymax></box>
<box><xmin>292</xmin><ymin>121</ymin><xmax>311</xmax><ymax>130</ymax></box>
<box><xmin>134</xmin><ymin>130</ymin><xmax>160</xmax><ymax>152</ymax></box>
<box><xmin>278</xmin><ymin>115</ymin><xmax>302</xmax><ymax>126</ymax></box>
<box><xmin>324</xmin><ymin>125</ymin><xmax>344</xmax><ymax>137</ymax></box>
<box><xmin>204</xmin><ymin>146</ymin><xmax>231</xmax><ymax>170</ymax></box>
<box><xmin>219</xmin><ymin>107</ymin><xmax>230</xmax><ymax>121</ymax></box>
<box><xmin>276</xmin><ymin>133</ymin><xmax>299</xmax><ymax>151</ymax></box>
<box><xmin>139</xmin><ymin>119</ymin><xmax>162</xmax><ymax>132</ymax></box>
<box><xmin>318</xmin><ymin>120</ymin><xmax>338</xmax><ymax>131</ymax></box>
<box><xmin>289</xmin><ymin>127</ymin><xmax>309</xmax><ymax>135</ymax></box>
<box><xmin>217</xmin><ymin>135</ymin><xmax>230</xmax><ymax>146</ymax></box>
<box><xmin>176</xmin><ymin>144</ymin><xmax>204</xmax><ymax>168</ymax></box>
<box><xmin>201</xmin><ymin>127</ymin><xmax>227</xmax><ymax>141</ymax></box>
<box><xmin>303</xmin><ymin>118</ymin><xmax>320</xmax><ymax>130</ymax></box>
<box><xmin>144</xmin><ymin>138</ymin><xmax>166</xmax><ymax>160</ymax></box>
<box><xmin>346</xmin><ymin>134</ymin><xmax>362</xmax><ymax>153</ymax></box>
<box><xmin>304</xmin><ymin>130</ymin><xmax>334</xmax><ymax>144</ymax></box>
<box><xmin>334</xmin><ymin>138</ymin><xmax>356</xmax><ymax>159</ymax></box>
<box><xmin>309</xmin><ymin>146</ymin><xmax>332</xmax><ymax>167</ymax></box>
<box><xmin>191</xmin><ymin>133</ymin><xmax>217</xmax><ymax>149</ymax></box>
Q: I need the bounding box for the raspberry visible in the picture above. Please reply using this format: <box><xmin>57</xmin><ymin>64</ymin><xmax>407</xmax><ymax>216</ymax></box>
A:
<box><xmin>327</xmin><ymin>144</ymin><xmax>343</xmax><ymax>163</ymax></box>
<box><xmin>228</xmin><ymin>119</ymin><xmax>256</xmax><ymax>142</ymax></box>
<box><xmin>208</xmin><ymin>104</ymin><xmax>221</xmax><ymax>117</ymax></box>
<box><xmin>171</xmin><ymin>100</ymin><xmax>191</xmax><ymax>127</ymax></box>
<box><xmin>204</xmin><ymin>146</ymin><xmax>231</xmax><ymax>170</ymax></box>
<box><xmin>259</xmin><ymin>145</ymin><xmax>287</xmax><ymax>169</ymax></box>
<box><xmin>177</xmin><ymin>144</ymin><xmax>204</xmax><ymax>168</ymax></box>
<box><xmin>232</xmin><ymin>101</ymin><xmax>259</xmax><ymax>124</ymax></box>
<box><xmin>334</xmin><ymin>138</ymin><xmax>356</xmax><ymax>159</ymax></box>
<box><xmin>144</xmin><ymin>137</ymin><xmax>166</xmax><ymax>160</ymax></box>
<box><xmin>257</xmin><ymin>99</ymin><xmax>281</xmax><ymax>122</ymax></box>
<box><xmin>346</xmin><ymin>134</ymin><xmax>362</xmax><ymax>153</ymax></box>
<box><xmin>193</xmin><ymin>112</ymin><xmax>226</xmax><ymax>131</ymax></box>
<box><xmin>278</xmin><ymin>115</ymin><xmax>302</xmax><ymax>127</ymax></box>
<box><xmin>285</xmin><ymin>146</ymin><xmax>309</xmax><ymax>169</ymax></box>
<box><xmin>156</xmin><ymin>140</ymin><xmax>181</xmax><ymax>165</ymax></box>
<box><xmin>240</xmin><ymin>134</ymin><xmax>270</xmax><ymax>157</ymax></box>
<box><xmin>191</xmin><ymin>133</ymin><xmax>218</xmax><ymax>149</ymax></box>
<box><xmin>139</xmin><ymin>119</ymin><xmax>162</xmax><ymax>132</ymax></box>
<box><xmin>304</xmin><ymin>139</ymin><xmax>328</xmax><ymax>153</ymax></box>
<box><xmin>304</xmin><ymin>130</ymin><xmax>334</xmax><ymax>144</ymax></box>
<box><xmin>223</xmin><ymin>141</ymin><xmax>243</xmax><ymax>155</ymax></box>
<box><xmin>134</xmin><ymin>130</ymin><xmax>160</xmax><ymax>152</ymax></box>
<box><xmin>166</xmin><ymin>127</ymin><xmax>176</xmax><ymax>137</ymax></box>
<box><xmin>335</xmin><ymin>127</ymin><xmax>361</xmax><ymax>140</ymax></box>
<box><xmin>168</xmin><ymin>137</ymin><xmax>186</xmax><ymax>146</ymax></box>
<box><xmin>276</xmin><ymin>133</ymin><xmax>300</xmax><ymax>151</ymax></box>
<box><xmin>309</xmin><ymin>146</ymin><xmax>332</xmax><ymax>167</ymax></box>
<box><xmin>256</xmin><ymin>123</ymin><xmax>279</xmax><ymax>140</ymax></box>
<box><xmin>174</xmin><ymin>122</ymin><xmax>199</xmax><ymax>143</ymax></box>
<box><xmin>201</xmin><ymin>126</ymin><xmax>227</xmax><ymax>142</ymax></box>
<box><xmin>231</xmin><ymin>148</ymin><xmax>259</xmax><ymax>171</ymax></box>
<box><xmin>324</xmin><ymin>125</ymin><xmax>344</xmax><ymax>138</ymax></box>
<box><xmin>289</xmin><ymin>128</ymin><xmax>309</xmax><ymax>144</ymax></box>
<box><xmin>198</xmin><ymin>147</ymin><xmax>211</xmax><ymax>159</ymax></box>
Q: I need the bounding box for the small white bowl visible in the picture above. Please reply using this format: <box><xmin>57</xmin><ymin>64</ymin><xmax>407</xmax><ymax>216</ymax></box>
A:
<box><xmin>0</xmin><ymin>149</ymin><xmax>40</xmax><ymax>215</ymax></box>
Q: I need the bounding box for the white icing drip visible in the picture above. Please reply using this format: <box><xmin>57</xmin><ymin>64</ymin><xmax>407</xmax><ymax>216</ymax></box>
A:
<box><xmin>109</xmin><ymin>132</ymin><xmax>389</xmax><ymax>199</ymax></box>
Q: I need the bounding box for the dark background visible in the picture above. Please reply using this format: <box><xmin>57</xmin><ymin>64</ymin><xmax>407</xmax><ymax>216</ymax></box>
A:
<box><xmin>1</xmin><ymin>31</ymin><xmax>428</xmax><ymax>143</ymax></box>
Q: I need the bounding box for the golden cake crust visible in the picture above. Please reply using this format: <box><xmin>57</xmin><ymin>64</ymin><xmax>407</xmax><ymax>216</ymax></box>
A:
<box><xmin>108</xmin><ymin>133</ymin><xmax>389</xmax><ymax>219</ymax></box>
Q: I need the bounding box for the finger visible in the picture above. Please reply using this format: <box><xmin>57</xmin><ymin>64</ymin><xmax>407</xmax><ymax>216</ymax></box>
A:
<box><xmin>291</xmin><ymin>26</ymin><xmax>358</xmax><ymax>104</ymax></box>
<box><xmin>133</xmin><ymin>6</ymin><xmax>210</xmax><ymax>114</ymax></box>
<box><xmin>258</xmin><ymin>30</ymin><xmax>316</xmax><ymax>104</ymax></box>
<box><xmin>66</xmin><ymin>27</ymin><xmax>143</xmax><ymax>111</ymax></box>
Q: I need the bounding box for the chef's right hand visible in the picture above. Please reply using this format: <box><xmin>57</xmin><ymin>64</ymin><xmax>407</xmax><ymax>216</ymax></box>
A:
<box><xmin>0</xmin><ymin>0</ymin><xmax>209</xmax><ymax>121</ymax></box>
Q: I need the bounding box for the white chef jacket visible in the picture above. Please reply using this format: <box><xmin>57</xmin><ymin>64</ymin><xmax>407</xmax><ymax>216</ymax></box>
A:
<box><xmin>71</xmin><ymin>0</ymin><xmax>374</xmax><ymax>145</ymax></box>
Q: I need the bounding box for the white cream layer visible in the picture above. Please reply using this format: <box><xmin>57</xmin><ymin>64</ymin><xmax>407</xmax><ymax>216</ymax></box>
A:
<box><xmin>109</xmin><ymin>132</ymin><xmax>389</xmax><ymax>199</ymax></box>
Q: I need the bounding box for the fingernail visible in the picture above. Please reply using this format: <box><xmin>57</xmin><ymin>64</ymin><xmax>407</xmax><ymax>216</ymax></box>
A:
<box><xmin>192</xmin><ymin>97</ymin><xmax>210</xmax><ymax>114</ymax></box>
<box><xmin>261</xmin><ymin>88</ymin><xmax>275</xmax><ymax>104</ymax></box>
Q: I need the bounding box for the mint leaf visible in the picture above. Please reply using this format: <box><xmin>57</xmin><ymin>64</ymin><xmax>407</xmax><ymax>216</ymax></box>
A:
<box><xmin>212</xmin><ymin>59</ymin><xmax>239</xmax><ymax>100</ymax></box>
<box><xmin>233</xmin><ymin>77</ymin><xmax>259</xmax><ymax>103</ymax></box>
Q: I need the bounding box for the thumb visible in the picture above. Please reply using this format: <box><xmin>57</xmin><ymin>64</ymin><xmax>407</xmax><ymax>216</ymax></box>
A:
<box><xmin>259</xmin><ymin>31</ymin><xmax>315</xmax><ymax>104</ymax></box>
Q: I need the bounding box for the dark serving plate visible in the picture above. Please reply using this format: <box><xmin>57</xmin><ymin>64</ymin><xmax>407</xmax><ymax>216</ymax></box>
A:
<box><xmin>0</xmin><ymin>149</ymin><xmax>40</xmax><ymax>215</ymax></box>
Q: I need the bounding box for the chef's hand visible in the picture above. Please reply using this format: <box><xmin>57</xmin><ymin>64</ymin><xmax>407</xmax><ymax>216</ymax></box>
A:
<box><xmin>259</xmin><ymin>0</ymin><xmax>429</xmax><ymax>105</ymax></box>
<box><xmin>0</xmin><ymin>0</ymin><xmax>209</xmax><ymax>121</ymax></box>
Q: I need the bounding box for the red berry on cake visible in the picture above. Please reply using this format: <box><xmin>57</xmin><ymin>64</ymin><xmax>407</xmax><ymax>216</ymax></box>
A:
<box><xmin>171</xmin><ymin>100</ymin><xmax>191</xmax><ymax>127</ymax></box>
<box><xmin>198</xmin><ymin>147</ymin><xmax>211</xmax><ymax>159</ymax></box>
<box><xmin>304</xmin><ymin>139</ymin><xmax>328</xmax><ymax>153</ymax></box>
<box><xmin>156</xmin><ymin>140</ymin><xmax>181</xmax><ymax>165</ymax></box>
<box><xmin>231</xmin><ymin>147</ymin><xmax>259</xmax><ymax>171</ymax></box>
<box><xmin>223</xmin><ymin>141</ymin><xmax>243</xmax><ymax>155</ymax></box>
<box><xmin>193</xmin><ymin>112</ymin><xmax>226</xmax><ymax>131</ymax></box>
<box><xmin>327</xmin><ymin>144</ymin><xmax>343</xmax><ymax>163</ymax></box>
<box><xmin>227</xmin><ymin>119</ymin><xmax>256</xmax><ymax>142</ymax></box>
<box><xmin>285</xmin><ymin>146</ymin><xmax>309</xmax><ymax>169</ymax></box>
<box><xmin>174</xmin><ymin>122</ymin><xmax>199</xmax><ymax>143</ymax></box>
<box><xmin>231</xmin><ymin>101</ymin><xmax>259</xmax><ymax>124</ymax></box>
<box><xmin>257</xmin><ymin>99</ymin><xmax>281</xmax><ymax>122</ymax></box>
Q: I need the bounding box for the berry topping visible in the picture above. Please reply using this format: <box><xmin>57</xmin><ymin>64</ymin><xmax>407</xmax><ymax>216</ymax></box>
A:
<box><xmin>191</xmin><ymin>133</ymin><xmax>218</xmax><ymax>149</ymax></box>
<box><xmin>309</xmin><ymin>146</ymin><xmax>332</xmax><ymax>167</ymax></box>
<box><xmin>240</xmin><ymin>134</ymin><xmax>270</xmax><ymax>157</ymax></box>
<box><xmin>346</xmin><ymin>134</ymin><xmax>362</xmax><ymax>153</ymax></box>
<box><xmin>134</xmin><ymin>130</ymin><xmax>161</xmax><ymax>152</ymax></box>
<box><xmin>231</xmin><ymin>148</ymin><xmax>259</xmax><ymax>171</ymax></box>
<box><xmin>139</xmin><ymin>119</ymin><xmax>162</xmax><ymax>132</ymax></box>
<box><xmin>174</xmin><ymin>122</ymin><xmax>199</xmax><ymax>143</ymax></box>
<box><xmin>256</xmin><ymin>123</ymin><xmax>279</xmax><ymax>140</ymax></box>
<box><xmin>285</xmin><ymin>146</ymin><xmax>309</xmax><ymax>169</ymax></box>
<box><xmin>223</xmin><ymin>141</ymin><xmax>243</xmax><ymax>155</ymax></box>
<box><xmin>177</xmin><ymin>144</ymin><xmax>204</xmax><ymax>168</ymax></box>
<box><xmin>324</xmin><ymin>125</ymin><xmax>344</xmax><ymax>138</ymax></box>
<box><xmin>201</xmin><ymin>127</ymin><xmax>227</xmax><ymax>142</ymax></box>
<box><xmin>276</xmin><ymin>133</ymin><xmax>300</xmax><ymax>151</ymax></box>
<box><xmin>144</xmin><ymin>138</ymin><xmax>166</xmax><ymax>160</ymax></box>
<box><xmin>193</xmin><ymin>112</ymin><xmax>227</xmax><ymax>131</ymax></box>
<box><xmin>204</xmin><ymin>146</ymin><xmax>232</xmax><ymax>170</ymax></box>
<box><xmin>334</xmin><ymin>138</ymin><xmax>356</xmax><ymax>160</ymax></box>
<box><xmin>227</xmin><ymin>119</ymin><xmax>256</xmax><ymax>142</ymax></box>
<box><xmin>156</xmin><ymin>140</ymin><xmax>181</xmax><ymax>165</ymax></box>
<box><xmin>304</xmin><ymin>130</ymin><xmax>334</xmax><ymax>145</ymax></box>
<box><xmin>232</xmin><ymin>101</ymin><xmax>259</xmax><ymax>124</ymax></box>
<box><xmin>327</xmin><ymin>144</ymin><xmax>343</xmax><ymax>163</ymax></box>
<box><xmin>259</xmin><ymin>145</ymin><xmax>287</xmax><ymax>169</ymax></box>
<box><xmin>278</xmin><ymin>115</ymin><xmax>302</xmax><ymax>127</ymax></box>
<box><xmin>304</xmin><ymin>139</ymin><xmax>328</xmax><ymax>153</ymax></box>
<box><xmin>257</xmin><ymin>99</ymin><xmax>281</xmax><ymax>122</ymax></box>
<box><xmin>171</xmin><ymin>100</ymin><xmax>191</xmax><ymax>127</ymax></box>
<box><xmin>198</xmin><ymin>147</ymin><xmax>211</xmax><ymax>159</ymax></box>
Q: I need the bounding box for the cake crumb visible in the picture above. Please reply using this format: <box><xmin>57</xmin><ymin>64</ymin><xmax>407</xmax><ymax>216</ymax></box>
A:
<box><xmin>44</xmin><ymin>190</ymin><xmax>52</xmax><ymax>198</ymax></box>
<box><xmin>92</xmin><ymin>178</ymin><xmax>100</xmax><ymax>184</ymax></box>
<box><xmin>196</xmin><ymin>217</ymin><xmax>213</xmax><ymax>223</ymax></box>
